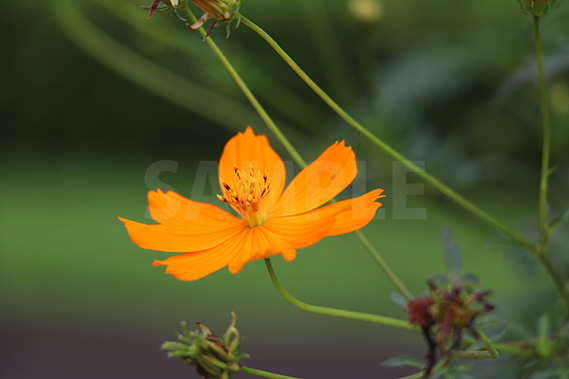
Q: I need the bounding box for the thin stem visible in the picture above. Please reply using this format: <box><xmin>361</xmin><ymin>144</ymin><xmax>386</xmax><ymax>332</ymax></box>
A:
<box><xmin>398</xmin><ymin>372</ymin><xmax>425</xmax><ymax>379</ymax></box>
<box><xmin>241</xmin><ymin>15</ymin><xmax>536</xmax><ymax>253</ymax></box>
<box><xmin>476</xmin><ymin>328</ymin><xmax>499</xmax><ymax>359</ymax></box>
<box><xmin>353</xmin><ymin>232</ymin><xmax>413</xmax><ymax>300</ymax></box>
<box><xmin>534</xmin><ymin>15</ymin><xmax>551</xmax><ymax>246</ymax></box>
<box><xmin>538</xmin><ymin>254</ymin><xmax>569</xmax><ymax>310</ymax></box>
<box><xmin>180</xmin><ymin>3</ymin><xmax>307</xmax><ymax>168</ymax></box>
<box><xmin>180</xmin><ymin>4</ymin><xmax>413</xmax><ymax>298</ymax></box>
<box><xmin>453</xmin><ymin>351</ymin><xmax>492</xmax><ymax>359</ymax></box>
<box><xmin>264</xmin><ymin>258</ymin><xmax>419</xmax><ymax>331</ymax></box>
<box><xmin>462</xmin><ymin>334</ymin><xmax>536</xmax><ymax>358</ymax></box>
<box><xmin>267</xmin><ymin>253</ymin><xmax>538</xmax><ymax>357</ymax></box>
<box><xmin>533</xmin><ymin>16</ymin><xmax>569</xmax><ymax>311</ymax></box>
<box><xmin>241</xmin><ymin>366</ymin><xmax>301</xmax><ymax>379</ymax></box>
<box><xmin>493</xmin><ymin>342</ymin><xmax>535</xmax><ymax>357</ymax></box>
<box><xmin>93</xmin><ymin>0</ymin><xmax>323</xmax><ymax>131</ymax></box>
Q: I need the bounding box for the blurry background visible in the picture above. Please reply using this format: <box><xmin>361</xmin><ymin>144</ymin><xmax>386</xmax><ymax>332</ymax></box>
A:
<box><xmin>2</xmin><ymin>0</ymin><xmax>569</xmax><ymax>377</ymax></box>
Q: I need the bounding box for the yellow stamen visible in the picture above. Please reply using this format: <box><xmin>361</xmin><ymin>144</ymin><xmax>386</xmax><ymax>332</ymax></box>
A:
<box><xmin>218</xmin><ymin>164</ymin><xmax>271</xmax><ymax>228</ymax></box>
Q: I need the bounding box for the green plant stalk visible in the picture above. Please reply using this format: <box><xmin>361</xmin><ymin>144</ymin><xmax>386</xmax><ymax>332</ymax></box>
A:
<box><xmin>240</xmin><ymin>15</ymin><xmax>536</xmax><ymax>253</ymax></box>
<box><xmin>538</xmin><ymin>254</ymin><xmax>569</xmax><ymax>310</ymax></box>
<box><xmin>476</xmin><ymin>328</ymin><xmax>499</xmax><ymax>359</ymax></box>
<box><xmin>354</xmin><ymin>232</ymin><xmax>413</xmax><ymax>300</ymax></box>
<box><xmin>264</xmin><ymin>258</ymin><xmax>419</xmax><ymax>331</ymax></box>
<box><xmin>180</xmin><ymin>3</ymin><xmax>306</xmax><ymax>168</ymax></box>
<box><xmin>398</xmin><ymin>372</ymin><xmax>426</xmax><ymax>379</ymax></box>
<box><xmin>493</xmin><ymin>342</ymin><xmax>534</xmax><ymax>357</ymax></box>
<box><xmin>93</xmin><ymin>0</ymin><xmax>324</xmax><ymax>131</ymax></box>
<box><xmin>180</xmin><ymin>4</ymin><xmax>413</xmax><ymax>299</ymax></box>
<box><xmin>534</xmin><ymin>16</ymin><xmax>551</xmax><ymax>246</ymax></box>
<box><xmin>462</xmin><ymin>333</ymin><xmax>537</xmax><ymax>358</ymax></box>
<box><xmin>453</xmin><ymin>351</ymin><xmax>492</xmax><ymax>359</ymax></box>
<box><xmin>241</xmin><ymin>366</ymin><xmax>301</xmax><ymax>379</ymax></box>
<box><xmin>533</xmin><ymin>16</ymin><xmax>569</xmax><ymax>311</ymax></box>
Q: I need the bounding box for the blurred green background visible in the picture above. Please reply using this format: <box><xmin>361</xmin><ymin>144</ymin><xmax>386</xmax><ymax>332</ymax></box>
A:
<box><xmin>2</xmin><ymin>0</ymin><xmax>569</xmax><ymax>377</ymax></box>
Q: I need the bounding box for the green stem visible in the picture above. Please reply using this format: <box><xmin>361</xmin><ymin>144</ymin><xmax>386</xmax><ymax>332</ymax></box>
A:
<box><xmin>93</xmin><ymin>0</ymin><xmax>324</xmax><ymax>131</ymax></box>
<box><xmin>398</xmin><ymin>372</ymin><xmax>425</xmax><ymax>379</ymax></box>
<box><xmin>476</xmin><ymin>328</ymin><xmax>499</xmax><ymax>359</ymax></box>
<box><xmin>533</xmin><ymin>16</ymin><xmax>569</xmax><ymax>311</ymax></box>
<box><xmin>180</xmin><ymin>4</ymin><xmax>412</xmax><ymax>298</ymax></box>
<box><xmin>353</xmin><ymin>232</ymin><xmax>413</xmax><ymax>300</ymax></box>
<box><xmin>241</xmin><ymin>366</ymin><xmax>301</xmax><ymax>379</ymax></box>
<box><xmin>538</xmin><ymin>254</ymin><xmax>569</xmax><ymax>310</ymax></box>
<box><xmin>534</xmin><ymin>15</ymin><xmax>551</xmax><ymax>246</ymax></box>
<box><xmin>494</xmin><ymin>342</ymin><xmax>535</xmax><ymax>357</ymax></box>
<box><xmin>180</xmin><ymin>4</ymin><xmax>307</xmax><ymax>168</ymax></box>
<box><xmin>264</xmin><ymin>258</ymin><xmax>419</xmax><ymax>331</ymax></box>
<box><xmin>240</xmin><ymin>15</ymin><xmax>536</xmax><ymax>253</ymax></box>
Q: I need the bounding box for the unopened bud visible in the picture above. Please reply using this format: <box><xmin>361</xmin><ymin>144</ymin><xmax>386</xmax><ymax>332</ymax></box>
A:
<box><xmin>518</xmin><ymin>0</ymin><xmax>560</xmax><ymax>16</ymax></box>
<box><xmin>188</xmin><ymin>0</ymin><xmax>241</xmax><ymax>38</ymax></box>
<box><xmin>145</xmin><ymin>0</ymin><xmax>183</xmax><ymax>19</ymax></box>
<box><xmin>162</xmin><ymin>312</ymin><xmax>247</xmax><ymax>379</ymax></box>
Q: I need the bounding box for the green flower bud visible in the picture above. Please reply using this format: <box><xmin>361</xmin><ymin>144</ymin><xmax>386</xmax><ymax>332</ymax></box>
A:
<box><xmin>162</xmin><ymin>313</ymin><xmax>247</xmax><ymax>379</ymax></box>
<box><xmin>517</xmin><ymin>0</ymin><xmax>560</xmax><ymax>16</ymax></box>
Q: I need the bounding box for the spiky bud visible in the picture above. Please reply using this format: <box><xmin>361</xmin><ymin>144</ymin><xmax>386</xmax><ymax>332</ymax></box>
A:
<box><xmin>162</xmin><ymin>312</ymin><xmax>248</xmax><ymax>379</ymax></box>
<box><xmin>188</xmin><ymin>0</ymin><xmax>241</xmax><ymax>37</ymax></box>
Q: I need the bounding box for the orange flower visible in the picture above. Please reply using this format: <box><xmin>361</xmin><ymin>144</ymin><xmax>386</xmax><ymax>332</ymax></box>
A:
<box><xmin>119</xmin><ymin>127</ymin><xmax>384</xmax><ymax>281</ymax></box>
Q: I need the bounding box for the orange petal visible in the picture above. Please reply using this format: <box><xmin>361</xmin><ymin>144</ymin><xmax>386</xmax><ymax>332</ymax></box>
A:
<box><xmin>227</xmin><ymin>227</ymin><xmax>297</xmax><ymax>274</ymax></box>
<box><xmin>152</xmin><ymin>229</ymin><xmax>248</xmax><ymax>281</ymax></box>
<box><xmin>306</xmin><ymin>189</ymin><xmax>384</xmax><ymax>236</ymax></box>
<box><xmin>119</xmin><ymin>192</ymin><xmax>245</xmax><ymax>252</ymax></box>
<box><xmin>271</xmin><ymin>141</ymin><xmax>357</xmax><ymax>217</ymax></box>
<box><xmin>218</xmin><ymin>127</ymin><xmax>286</xmax><ymax>210</ymax></box>
<box><xmin>262</xmin><ymin>211</ymin><xmax>336</xmax><ymax>249</ymax></box>
<box><xmin>147</xmin><ymin>189</ymin><xmax>236</xmax><ymax>225</ymax></box>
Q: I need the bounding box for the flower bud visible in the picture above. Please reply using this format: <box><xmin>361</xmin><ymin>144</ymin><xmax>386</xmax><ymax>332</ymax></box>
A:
<box><xmin>145</xmin><ymin>0</ymin><xmax>183</xmax><ymax>19</ymax></box>
<box><xmin>188</xmin><ymin>0</ymin><xmax>241</xmax><ymax>37</ymax></box>
<box><xmin>517</xmin><ymin>0</ymin><xmax>560</xmax><ymax>16</ymax></box>
<box><xmin>163</xmin><ymin>312</ymin><xmax>247</xmax><ymax>379</ymax></box>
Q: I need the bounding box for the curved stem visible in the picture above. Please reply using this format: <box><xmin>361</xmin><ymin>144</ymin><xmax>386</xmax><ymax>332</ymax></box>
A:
<box><xmin>264</xmin><ymin>258</ymin><xmax>419</xmax><ymax>331</ymax></box>
<box><xmin>240</xmin><ymin>15</ymin><xmax>536</xmax><ymax>253</ymax></box>
<box><xmin>180</xmin><ymin>4</ymin><xmax>413</xmax><ymax>298</ymax></box>
<box><xmin>353</xmin><ymin>232</ymin><xmax>413</xmax><ymax>300</ymax></box>
<box><xmin>476</xmin><ymin>328</ymin><xmax>499</xmax><ymax>359</ymax></box>
<box><xmin>534</xmin><ymin>16</ymin><xmax>551</xmax><ymax>246</ymax></box>
<box><xmin>267</xmin><ymin>253</ymin><xmax>536</xmax><ymax>357</ymax></box>
<box><xmin>241</xmin><ymin>366</ymin><xmax>300</xmax><ymax>379</ymax></box>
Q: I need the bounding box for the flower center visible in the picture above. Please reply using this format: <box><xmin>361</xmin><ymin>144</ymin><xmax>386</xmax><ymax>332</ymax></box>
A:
<box><xmin>218</xmin><ymin>164</ymin><xmax>271</xmax><ymax>228</ymax></box>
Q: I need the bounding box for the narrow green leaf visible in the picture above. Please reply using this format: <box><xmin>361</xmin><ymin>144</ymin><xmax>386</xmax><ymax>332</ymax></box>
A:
<box><xmin>529</xmin><ymin>370</ymin><xmax>558</xmax><ymax>379</ymax></box>
<box><xmin>382</xmin><ymin>355</ymin><xmax>424</xmax><ymax>369</ymax></box>
<box><xmin>390</xmin><ymin>292</ymin><xmax>409</xmax><ymax>310</ymax></box>
<box><xmin>458</xmin><ymin>273</ymin><xmax>479</xmax><ymax>287</ymax></box>
<box><xmin>474</xmin><ymin>315</ymin><xmax>506</xmax><ymax>330</ymax></box>
<box><xmin>537</xmin><ymin>314</ymin><xmax>554</xmax><ymax>358</ymax></box>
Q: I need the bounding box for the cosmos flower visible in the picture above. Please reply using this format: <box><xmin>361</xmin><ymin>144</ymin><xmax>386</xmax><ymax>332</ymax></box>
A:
<box><xmin>119</xmin><ymin>127</ymin><xmax>384</xmax><ymax>281</ymax></box>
